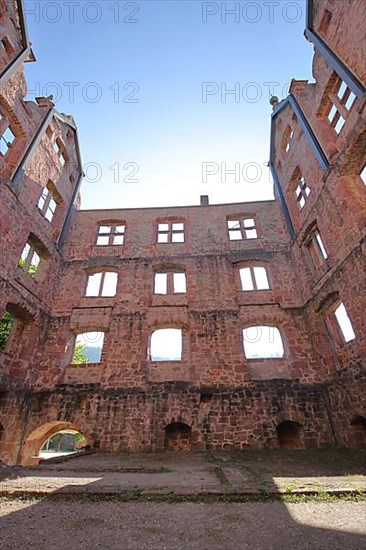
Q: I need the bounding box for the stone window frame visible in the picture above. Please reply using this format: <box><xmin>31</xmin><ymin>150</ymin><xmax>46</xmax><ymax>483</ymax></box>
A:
<box><xmin>37</xmin><ymin>181</ymin><xmax>61</xmax><ymax>223</ymax></box>
<box><xmin>227</xmin><ymin>216</ymin><xmax>258</xmax><ymax>241</ymax></box>
<box><xmin>324</xmin><ymin>298</ymin><xmax>356</xmax><ymax>347</ymax></box>
<box><xmin>96</xmin><ymin>221</ymin><xmax>126</xmax><ymax>246</ymax></box>
<box><xmin>147</xmin><ymin>325</ymin><xmax>187</xmax><ymax>362</ymax></box>
<box><xmin>156</xmin><ymin>220</ymin><xmax>185</xmax><ymax>244</ymax></box>
<box><xmin>70</xmin><ymin>330</ymin><xmax>106</xmax><ymax>365</ymax></box>
<box><xmin>319</xmin><ymin>72</ymin><xmax>357</xmax><ymax>135</ymax></box>
<box><xmin>238</xmin><ymin>265</ymin><xmax>271</xmax><ymax>292</ymax></box>
<box><xmin>153</xmin><ymin>265</ymin><xmax>187</xmax><ymax>295</ymax></box>
<box><xmin>84</xmin><ymin>267</ymin><xmax>119</xmax><ymax>298</ymax></box>
<box><xmin>302</xmin><ymin>222</ymin><xmax>328</xmax><ymax>275</ymax></box>
<box><xmin>18</xmin><ymin>234</ymin><xmax>49</xmax><ymax>281</ymax></box>
<box><xmin>281</xmin><ymin>124</ymin><xmax>294</xmax><ymax>157</ymax></box>
<box><xmin>52</xmin><ymin>137</ymin><xmax>68</xmax><ymax>168</ymax></box>
<box><xmin>0</xmin><ymin>303</ymin><xmax>34</xmax><ymax>355</ymax></box>
<box><xmin>359</xmin><ymin>164</ymin><xmax>366</xmax><ymax>186</ymax></box>
<box><xmin>242</xmin><ymin>324</ymin><xmax>286</xmax><ymax>360</ymax></box>
<box><xmin>294</xmin><ymin>173</ymin><xmax>311</xmax><ymax>210</ymax></box>
<box><xmin>0</xmin><ymin>111</ymin><xmax>16</xmax><ymax>157</ymax></box>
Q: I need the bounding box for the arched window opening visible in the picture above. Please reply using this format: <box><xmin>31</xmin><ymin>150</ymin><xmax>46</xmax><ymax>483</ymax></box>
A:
<box><xmin>164</xmin><ymin>422</ymin><xmax>192</xmax><ymax>451</ymax></box>
<box><xmin>72</xmin><ymin>332</ymin><xmax>105</xmax><ymax>364</ymax></box>
<box><xmin>85</xmin><ymin>271</ymin><xmax>118</xmax><ymax>297</ymax></box>
<box><xmin>39</xmin><ymin>430</ymin><xmax>86</xmax><ymax>459</ymax></box>
<box><xmin>243</xmin><ymin>326</ymin><xmax>284</xmax><ymax>359</ymax></box>
<box><xmin>149</xmin><ymin>329</ymin><xmax>182</xmax><ymax>361</ymax></box>
<box><xmin>276</xmin><ymin>421</ymin><xmax>303</xmax><ymax>449</ymax></box>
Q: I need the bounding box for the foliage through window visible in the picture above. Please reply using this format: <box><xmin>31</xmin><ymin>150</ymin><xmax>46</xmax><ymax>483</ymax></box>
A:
<box><xmin>72</xmin><ymin>332</ymin><xmax>105</xmax><ymax>364</ymax></box>
<box><xmin>19</xmin><ymin>243</ymin><xmax>41</xmax><ymax>278</ymax></box>
<box><xmin>0</xmin><ymin>311</ymin><xmax>13</xmax><ymax>351</ymax></box>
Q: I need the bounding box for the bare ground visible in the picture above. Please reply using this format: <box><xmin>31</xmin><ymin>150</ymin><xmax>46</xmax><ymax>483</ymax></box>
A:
<box><xmin>0</xmin><ymin>500</ymin><xmax>365</xmax><ymax>550</ymax></box>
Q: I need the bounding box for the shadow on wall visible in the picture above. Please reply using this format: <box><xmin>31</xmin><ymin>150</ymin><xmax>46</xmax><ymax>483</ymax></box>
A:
<box><xmin>276</xmin><ymin>421</ymin><xmax>304</xmax><ymax>449</ymax></box>
<box><xmin>164</xmin><ymin>422</ymin><xmax>192</xmax><ymax>451</ymax></box>
<box><xmin>350</xmin><ymin>416</ymin><xmax>366</xmax><ymax>449</ymax></box>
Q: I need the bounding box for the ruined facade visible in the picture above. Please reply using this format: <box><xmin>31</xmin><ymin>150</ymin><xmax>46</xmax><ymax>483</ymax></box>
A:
<box><xmin>0</xmin><ymin>0</ymin><xmax>365</xmax><ymax>465</ymax></box>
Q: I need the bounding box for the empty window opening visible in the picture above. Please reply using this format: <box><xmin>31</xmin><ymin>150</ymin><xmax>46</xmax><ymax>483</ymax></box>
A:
<box><xmin>39</xmin><ymin>430</ymin><xmax>86</xmax><ymax>459</ymax></box>
<box><xmin>154</xmin><ymin>271</ymin><xmax>186</xmax><ymax>295</ymax></box>
<box><xmin>281</xmin><ymin>125</ymin><xmax>294</xmax><ymax>155</ymax></box>
<box><xmin>276</xmin><ymin>421</ymin><xmax>303</xmax><ymax>449</ymax></box>
<box><xmin>0</xmin><ymin>113</ymin><xmax>16</xmax><ymax>156</ymax></box>
<box><xmin>325</xmin><ymin>76</ymin><xmax>356</xmax><ymax>135</ymax></box>
<box><xmin>295</xmin><ymin>176</ymin><xmax>311</xmax><ymax>209</ymax></box>
<box><xmin>96</xmin><ymin>223</ymin><xmax>125</xmax><ymax>245</ymax></box>
<box><xmin>157</xmin><ymin>222</ymin><xmax>185</xmax><ymax>243</ymax></box>
<box><xmin>239</xmin><ymin>267</ymin><xmax>270</xmax><ymax>291</ymax></box>
<box><xmin>53</xmin><ymin>139</ymin><xmax>67</xmax><ymax>167</ymax></box>
<box><xmin>86</xmin><ymin>271</ymin><xmax>118</xmax><ymax>297</ymax></box>
<box><xmin>0</xmin><ymin>304</ymin><xmax>34</xmax><ymax>357</ymax></box>
<box><xmin>149</xmin><ymin>328</ymin><xmax>182</xmax><ymax>361</ymax></box>
<box><xmin>164</xmin><ymin>422</ymin><xmax>192</xmax><ymax>451</ymax></box>
<box><xmin>360</xmin><ymin>164</ymin><xmax>366</xmax><ymax>186</ymax></box>
<box><xmin>243</xmin><ymin>326</ymin><xmax>284</xmax><ymax>359</ymax></box>
<box><xmin>349</xmin><ymin>417</ymin><xmax>366</xmax><ymax>449</ymax></box>
<box><xmin>72</xmin><ymin>332</ymin><xmax>105</xmax><ymax>364</ymax></box>
<box><xmin>333</xmin><ymin>302</ymin><xmax>356</xmax><ymax>343</ymax></box>
<box><xmin>19</xmin><ymin>242</ymin><xmax>41</xmax><ymax>278</ymax></box>
<box><xmin>0</xmin><ymin>311</ymin><xmax>14</xmax><ymax>351</ymax></box>
<box><xmin>305</xmin><ymin>228</ymin><xmax>328</xmax><ymax>273</ymax></box>
<box><xmin>228</xmin><ymin>218</ymin><xmax>257</xmax><ymax>241</ymax></box>
<box><xmin>37</xmin><ymin>185</ymin><xmax>58</xmax><ymax>222</ymax></box>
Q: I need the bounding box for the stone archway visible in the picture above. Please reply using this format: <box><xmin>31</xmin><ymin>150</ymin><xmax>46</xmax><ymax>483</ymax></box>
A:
<box><xmin>20</xmin><ymin>421</ymin><xmax>87</xmax><ymax>466</ymax></box>
<box><xmin>349</xmin><ymin>416</ymin><xmax>366</xmax><ymax>449</ymax></box>
<box><xmin>164</xmin><ymin>422</ymin><xmax>192</xmax><ymax>451</ymax></box>
<box><xmin>276</xmin><ymin>421</ymin><xmax>304</xmax><ymax>449</ymax></box>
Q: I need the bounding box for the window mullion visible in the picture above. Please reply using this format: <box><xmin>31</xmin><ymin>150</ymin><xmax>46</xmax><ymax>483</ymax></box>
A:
<box><xmin>99</xmin><ymin>272</ymin><xmax>105</xmax><ymax>296</ymax></box>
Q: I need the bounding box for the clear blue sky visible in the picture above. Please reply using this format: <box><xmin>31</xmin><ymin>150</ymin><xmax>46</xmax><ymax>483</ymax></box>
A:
<box><xmin>24</xmin><ymin>0</ymin><xmax>313</xmax><ymax>209</ymax></box>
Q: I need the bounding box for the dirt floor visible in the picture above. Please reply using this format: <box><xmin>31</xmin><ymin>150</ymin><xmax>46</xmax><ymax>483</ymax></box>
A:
<box><xmin>1</xmin><ymin>449</ymin><xmax>365</xmax><ymax>495</ymax></box>
<box><xmin>0</xmin><ymin>500</ymin><xmax>365</xmax><ymax>550</ymax></box>
<box><xmin>0</xmin><ymin>450</ymin><xmax>365</xmax><ymax>549</ymax></box>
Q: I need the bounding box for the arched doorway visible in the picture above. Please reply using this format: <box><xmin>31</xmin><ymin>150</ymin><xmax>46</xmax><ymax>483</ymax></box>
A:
<box><xmin>349</xmin><ymin>416</ymin><xmax>366</xmax><ymax>449</ymax></box>
<box><xmin>39</xmin><ymin>429</ymin><xmax>86</xmax><ymax>459</ymax></box>
<box><xmin>20</xmin><ymin>422</ymin><xmax>87</xmax><ymax>466</ymax></box>
<box><xmin>164</xmin><ymin>422</ymin><xmax>192</xmax><ymax>451</ymax></box>
<box><xmin>276</xmin><ymin>421</ymin><xmax>303</xmax><ymax>449</ymax></box>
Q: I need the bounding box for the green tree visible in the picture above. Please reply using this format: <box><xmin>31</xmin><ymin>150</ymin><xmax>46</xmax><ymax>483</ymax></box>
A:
<box><xmin>0</xmin><ymin>312</ymin><xmax>13</xmax><ymax>351</ymax></box>
<box><xmin>72</xmin><ymin>343</ymin><xmax>90</xmax><ymax>364</ymax></box>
